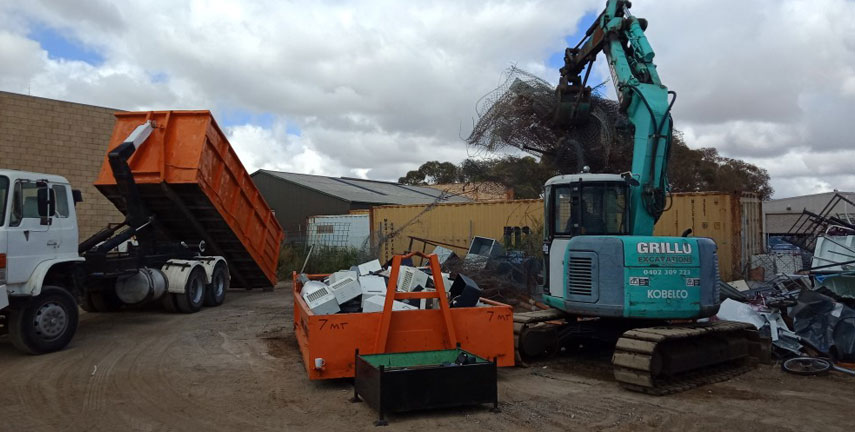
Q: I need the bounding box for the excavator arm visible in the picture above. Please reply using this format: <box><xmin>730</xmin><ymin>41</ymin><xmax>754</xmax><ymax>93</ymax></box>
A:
<box><xmin>557</xmin><ymin>0</ymin><xmax>675</xmax><ymax>235</ymax></box>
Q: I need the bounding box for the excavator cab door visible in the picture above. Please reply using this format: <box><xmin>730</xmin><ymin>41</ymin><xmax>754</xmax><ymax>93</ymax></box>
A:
<box><xmin>543</xmin><ymin>178</ymin><xmax>629</xmax><ymax>299</ymax></box>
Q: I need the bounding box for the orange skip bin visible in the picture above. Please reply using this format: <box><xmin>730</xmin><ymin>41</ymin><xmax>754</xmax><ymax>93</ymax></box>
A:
<box><xmin>293</xmin><ymin>252</ymin><xmax>515</xmax><ymax>380</ymax></box>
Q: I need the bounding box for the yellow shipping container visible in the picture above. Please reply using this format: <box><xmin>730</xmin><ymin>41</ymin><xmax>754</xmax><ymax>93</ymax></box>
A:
<box><xmin>370</xmin><ymin>199</ymin><xmax>543</xmax><ymax>263</ymax></box>
<box><xmin>654</xmin><ymin>192</ymin><xmax>763</xmax><ymax>282</ymax></box>
<box><xmin>370</xmin><ymin>192</ymin><xmax>762</xmax><ymax>282</ymax></box>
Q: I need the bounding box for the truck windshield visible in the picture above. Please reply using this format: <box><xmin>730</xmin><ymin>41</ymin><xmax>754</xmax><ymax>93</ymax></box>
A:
<box><xmin>0</xmin><ymin>176</ymin><xmax>7</xmax><ymax>226</ymax></box>
<box><xmin>553</xmin><ymin>182</ymin><xmax>628</xmax><ymax>236</ymax></box>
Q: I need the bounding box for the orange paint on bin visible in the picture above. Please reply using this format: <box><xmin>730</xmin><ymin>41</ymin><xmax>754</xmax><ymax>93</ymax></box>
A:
<box><xmin>293</xmin><ymin>252</ymin><xmax>515</xmax><ymax>380</ymax></box>
<box><xmin>95</xmin><ymin>110</ymin><xmax>284</xmax><ymax>288</ymax></box>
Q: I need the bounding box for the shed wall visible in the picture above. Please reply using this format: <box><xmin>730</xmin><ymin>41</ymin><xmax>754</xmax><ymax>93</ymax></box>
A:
<box><xmin>252</xmin><ymin>171</ymin><xmax>351</xmax><ymax>240</ymax></box>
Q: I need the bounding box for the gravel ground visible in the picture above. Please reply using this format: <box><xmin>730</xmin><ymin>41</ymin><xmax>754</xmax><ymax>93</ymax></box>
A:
<box><xmin>1</xmin><ymin>283</ymin><xmax>852</xmax><ymax>431</ymax></box>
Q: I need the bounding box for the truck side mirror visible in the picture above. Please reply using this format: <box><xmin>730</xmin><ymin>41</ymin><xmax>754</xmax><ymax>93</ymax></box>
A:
<box><xmin>72</xmin><ymin>189</ymin><xmax>83</xmax><ymax>204</ymax></box>
<box><xmin>36</xmin><ymin>181</ymin><xmax>54</xmax><ymax>225</ymax></box>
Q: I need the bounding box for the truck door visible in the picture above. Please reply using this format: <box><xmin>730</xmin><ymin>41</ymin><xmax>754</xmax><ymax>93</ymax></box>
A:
<box><xmin>5</xmin><ymin>180</ymin><xmax>60</xmax><ymax>288</ymax></box>
<box><xmin>47</xmin><ymin>183</ymin><xmax>78</xmax><ymax>256</ymax></box>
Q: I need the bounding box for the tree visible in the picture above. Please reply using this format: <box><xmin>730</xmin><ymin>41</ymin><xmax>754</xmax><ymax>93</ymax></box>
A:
<box><xmin>400</xmin><ymin>156</ymin><xmax>555</xmax><ymax>199</ymax></box>
<box><xmin>667</xmin><ymin>133</ymin><xmax>773</xmax><ymax>200</ymax></box>
<box><xmin>398</xmin><ymin>161</ymin><xmax>460</xmax><ymax>185</ymax></box>
<box><xmin>471</xmin><ymin>156</ymin><xmax>554</xmax><ymax>199</ymax></box>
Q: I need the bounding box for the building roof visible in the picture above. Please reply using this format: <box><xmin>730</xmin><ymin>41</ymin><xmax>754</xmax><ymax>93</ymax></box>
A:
<box><xmin>253</xmin><ymin>170</ymin><xmax>471</xmax><ymax>205</ymax></box>
<box><xmin>765</xmin><ymin>191</ymin><xmax>855</xmax><ymax>214</ymax></box>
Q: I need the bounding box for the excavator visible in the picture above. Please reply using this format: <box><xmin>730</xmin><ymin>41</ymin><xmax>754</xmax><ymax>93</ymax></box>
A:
<box><xmin>514</xmin><ymin>0</ymin><xmax>763</xmax><ymax>394</ymax></box>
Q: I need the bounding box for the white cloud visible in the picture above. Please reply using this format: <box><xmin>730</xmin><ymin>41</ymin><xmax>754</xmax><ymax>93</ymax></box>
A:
<box><xmin>224</xmin><ymin>123</ymin><xmax>339</xmax><ymax>176</ymax></box>
<box><xmin>1</xmin><ymin>0</ymin><xmax>854</xmax><ymax>199</ymax></box>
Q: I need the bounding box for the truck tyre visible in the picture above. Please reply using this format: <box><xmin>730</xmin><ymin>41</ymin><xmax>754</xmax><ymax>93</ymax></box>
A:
<box><xmin>204</xmin><ymin>262</ymin><xmax>229</xmax><ymax>307</ymax></box>
<box><xmin>8</xmin><ymin>285</ymin><xmax>79</xmax><ymax>354</ymax></box>
<box><xmin>175</xmin><ymin>267</ymin><xmax>206</xmax><ymax>314</ymax></box>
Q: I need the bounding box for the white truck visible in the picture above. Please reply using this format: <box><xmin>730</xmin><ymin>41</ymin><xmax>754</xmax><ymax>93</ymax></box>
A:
<box><xmin>0</xmin><ymin>112</ymin><xmax>283</xmax><ymax>355</ymax></box>
<box><xmin>0</xmin><ymin>170</ymin><xmax>85</xmax><ymax>353</ymax></box>
<box><xmin>0</xmin><ymin>165</ymin><xmax>228</xmax><ymax>355</ymax></box>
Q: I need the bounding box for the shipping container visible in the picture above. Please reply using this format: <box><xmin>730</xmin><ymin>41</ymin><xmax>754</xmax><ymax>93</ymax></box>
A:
<box><xmin>371</xmin><ymin>192</ymin><xmax>762</xmax><ymax>282</ymax></box>
<box><xmin>370</xmin><ymin>200</ymin><xmax>543</xmax><ymax>263</ymax></box>
<box><xmin>306</xmin><ymin>214</ymin><xmax>370</xmax><ymax>250</ymax></box>
<box><xmin>94</xmin><ymin>111</ymin><xmax>284</xmax><ymax>288</ymax></box>
<box><xmin>654</xmin><ymin>192</ymin><xmax>763</xmax><ymax>281</ymax></box>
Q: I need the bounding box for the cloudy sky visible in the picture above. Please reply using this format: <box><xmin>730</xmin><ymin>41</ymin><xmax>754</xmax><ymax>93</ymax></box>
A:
<box><xmin>1</xmin><ymin>0</ymin><xmax>853</xmax><ymax>199</ymax></box>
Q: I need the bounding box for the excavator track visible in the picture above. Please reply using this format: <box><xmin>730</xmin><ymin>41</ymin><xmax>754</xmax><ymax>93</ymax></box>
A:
<box><xmin>612</xmin><ymin>321</ymin><xmax>759</xmax><ymax>395</ymax></box>
<box><xmin>514</xmin><ymin>312</ymin><xmax>764</xmax><ymax>394</ymax></box>
<box><xmin>513</xmin><ymin>309</ymin><xmax>570</xmax><ymax>366</ymax></box>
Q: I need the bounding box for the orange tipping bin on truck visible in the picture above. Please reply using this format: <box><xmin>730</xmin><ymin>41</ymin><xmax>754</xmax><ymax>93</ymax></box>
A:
<box><xmin>94</xmin><ymin>110</ymin><xmax>284</xmax><ymax>288</ymax></box>
<box><xmin>293</xmin><ymin>252</ymin><xmax>516</xmax><ymax>380</ymax></box>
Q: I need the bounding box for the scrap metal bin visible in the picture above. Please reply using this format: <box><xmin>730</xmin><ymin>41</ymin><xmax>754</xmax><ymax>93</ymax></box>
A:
<box><xmin>353</xmin><ymin>348</ymin><xmax>498</xmax><ymax>425</ymax></box>
<box><xmin>95</xmin><ymin>111</ymin><xmax>284</xmax><ymax>288</ymax></box>
<box><xmin>293</xmin><ymin>272</ymin><xmax>515</xmax><ymax>380</ymax></box>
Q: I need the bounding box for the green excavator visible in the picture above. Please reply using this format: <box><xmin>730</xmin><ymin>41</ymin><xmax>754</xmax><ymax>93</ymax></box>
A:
<box><xmin>514</xmin><ymin>0</ymin><xmax>764</xmax><ymax>394</ymax></box>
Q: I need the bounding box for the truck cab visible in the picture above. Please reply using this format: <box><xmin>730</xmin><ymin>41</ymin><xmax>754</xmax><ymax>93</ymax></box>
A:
<box><xmin>0</xmin><ymin>169</ymin><xmax>83</xmax><ymax>353</ymax></box>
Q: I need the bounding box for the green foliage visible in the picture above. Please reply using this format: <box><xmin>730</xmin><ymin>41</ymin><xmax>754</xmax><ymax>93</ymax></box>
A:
<box><xmin>668</xmin><ymin>132</ymin><xmax>774</xmax><ymax>200</ymax></box>
<box><xmin>398</xmin><ymin>161</ymin><xmax>461</xmax><ymax>185</ymax></box>
<box><xmin>462</xmin><ymin>156</ymin><xmax>555</xmax><ymax>199</ymax></box>
<box><xmin>400</xmin><ymin>156</ymin><xmax>556</xmax><ymax>199</ymax></box>
<box><xmin>516</xmin><ymin>220</ymin><xmax>545</xmax><ymax>260</ymax></box>
<box><xmin>278</xmin><ymin>244</ymin><xmax>362</xmax><ymax>278</ymax></box>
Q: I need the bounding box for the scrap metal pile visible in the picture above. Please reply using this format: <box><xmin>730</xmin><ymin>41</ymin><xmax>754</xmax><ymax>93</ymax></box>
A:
<box><xmin>718</xmin><ymin>194</ymin><xmax>855</xmax><ymax>376</ymax></box>
<box><xmin>748</xmin><ymin>193</ymin><xmax>855</xmax><ymax>298</ymax></box>
<box><xmin>466</xmin><ymin>66</ymin><xmax>633</xmax><ymax>174</ymax></box>
<box><xmin>298</xmin><ymin>235</ymin><xmax>542</xmax><ymax>316</ymax></box>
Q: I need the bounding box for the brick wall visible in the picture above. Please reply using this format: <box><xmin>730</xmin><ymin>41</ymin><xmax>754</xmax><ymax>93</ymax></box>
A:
<box><xmin>0</xmin><ymin>91</ymin><xmax>123</xmax><ymax>239</ymax></box>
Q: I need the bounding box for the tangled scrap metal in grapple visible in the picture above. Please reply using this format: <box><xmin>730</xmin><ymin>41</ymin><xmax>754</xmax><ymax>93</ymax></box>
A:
<box><xmin>465</xmin><ymin>66</ymin><xmax>633</xmax><ymax>174</ymax></box>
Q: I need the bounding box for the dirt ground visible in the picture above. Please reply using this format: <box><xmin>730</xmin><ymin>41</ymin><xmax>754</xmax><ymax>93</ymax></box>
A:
<box><xmin>1</xmin><ymin>284</ymin><xmax>853</xmax><ymax>432</ymax></box>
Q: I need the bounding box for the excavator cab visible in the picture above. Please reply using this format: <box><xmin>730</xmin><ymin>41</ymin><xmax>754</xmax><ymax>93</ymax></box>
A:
<box><xmin>541</xmin><ymin>173</ymin><xmax>720</xmax><ymax>320</ymax></box>
<box><xmin>545</xmin><ymin>174</ymin><xmax>629</xmax><ymax>238</ymax></box>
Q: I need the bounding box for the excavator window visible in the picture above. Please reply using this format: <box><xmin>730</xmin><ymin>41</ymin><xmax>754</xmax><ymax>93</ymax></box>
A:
<box><xmin>552</xmin><ymin>182</ymin><xmax>628</xmax><ymax>237</ymax></box>
<box><xmin>554</xmin><ymin>186</ymin><xmax>575</xmax><ymax>234</ymax></box>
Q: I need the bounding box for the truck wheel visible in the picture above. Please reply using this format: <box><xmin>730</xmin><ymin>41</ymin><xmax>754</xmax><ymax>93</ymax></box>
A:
<box><xmin>8</xmin><ymin>286</ymin><xmax>79</xmax><ymax>354</ymax></box>
<box><xmin>175</xmin><ymin>267</ymin><xmax>206</xmax><ymax>314</ymax></box>
<box><xmin>204</xmin><ymin>262</ymin><xmax>229</xmax><ymax>307</ymax></box>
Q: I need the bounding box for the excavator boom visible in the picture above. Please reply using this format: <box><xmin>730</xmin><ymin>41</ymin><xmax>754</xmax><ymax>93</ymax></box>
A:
<box><xmin>558</xmin><ymin>0</ymin><xmax>673</xmax><ymax>235</ymax></box>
